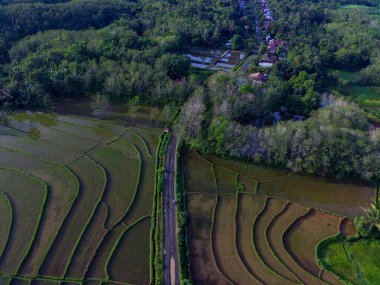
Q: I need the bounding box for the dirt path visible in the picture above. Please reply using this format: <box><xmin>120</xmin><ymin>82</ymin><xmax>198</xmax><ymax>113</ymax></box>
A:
<box><xmin>163</xmin><ymin>134</ymin><xmax>180</xmax><ymax>285</ymax></box>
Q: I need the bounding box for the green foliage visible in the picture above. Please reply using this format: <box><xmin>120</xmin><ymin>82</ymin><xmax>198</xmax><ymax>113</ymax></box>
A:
<box><xmin>354</xmin><ymin>203</ymin><xmax>380</xmax><ymax>238</ymax></box>
<box><xmin>151</xmin><ymin>132</ymin><xmax>170</xmax><ymax>284</ymax></box>
<box><xmin>175</xmin><ymin>143</ymin><xmax>192</xmax><ymax>284</ymax></box>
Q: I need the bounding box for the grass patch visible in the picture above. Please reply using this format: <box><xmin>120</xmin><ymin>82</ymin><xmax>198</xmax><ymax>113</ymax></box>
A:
<box><xmin>88</xmin><ymin>145</ymin><xmax>140</xmax><ymax>229</ymax></box>
<box><xmin>57</xmin><ymin>116</ymin><xmax>125</xmax><ymax>135</ymax></box>
<box><xmin>319</xmin><ymin>237</ymin><xmax>380</xmax><ymax>285</ymax></box>
<box><xmin>0</xmin><ymin>169</ymin><xmax>47</xmax><ymax>275</ymax></box>
<box><xmin>0</xmin><ymin>112</ymin><xmax>159</xmax><ymax>283</ymax></box>
<box><xmin>346</xmin><ymin>239</ymin><xmax>380</xmax><ymax>284</ymax></box>
<box><xmin>108</xmin><ymin>217</ymin><xmax>151</xmax><ymax>284</ymax></box>
<box><xmin>65</xmin><ymin>203</ymin><xmax>108</xmax><ymax>279</ymax></box>
<box><xmin>131</xmin><ymin>128</ymin><xmax>161</xmax><ymax>158</ymax></box>
<box><xmin>121</xmin><ymin>131</ymin><xmax>156</xmax><ymax>224</ymax></box>
<box><xmin>0</xmin><ymin>193</ymin><xmax>12</xmax><ymax>259</ymax></box>
<box><xmin>318</xmin><ymin>235</ymin><xmax>360</xmax><ymax>285</ymax></box>
<box><xmin>347</xmin><ymin>85</ymin><xmax>380</xmax><ymax>123</ymax></box>
<box><xmin>86</xmin><ymin>224</ymin><xmax>126</xmax><ymax>279</ymax></box>
<box><xmin>0</xmin><ymin>124</ymin><xmax>77</xmax><ymax>164</ymax></box>
<box><xmin>108</xmin><ymin>138</ymin><xmax>139</xmax><ymax>160</ymax></box>
<box><xmin>39</xmin><ymin>155</ymin><xmax>107</xmax><ymax>277</ymax></box>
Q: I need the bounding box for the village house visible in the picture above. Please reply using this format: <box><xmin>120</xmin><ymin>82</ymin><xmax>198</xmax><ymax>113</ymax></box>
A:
<box><xmin>249</xmin><ymin>72</ymin><xmax>269</xmax><ymax>83</ymax></box>
<box><xmin>259</xmin><ymin>53</ymin><xmax>276</xmax><ymax>67</ymax></box>
<box><xmin>267</xmin><ymin>39</ymin><xmax>285</xmax><ymax>54</ymax></box>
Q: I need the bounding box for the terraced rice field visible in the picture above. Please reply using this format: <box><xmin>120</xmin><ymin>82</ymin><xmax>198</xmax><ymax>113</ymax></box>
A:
<box><xmin>0</xmin><ymin>112</ymin><xmax>161</xmax><ymax>284</ymax></box>
<box><xmin>184</xmin><ymin>150</ymin><xmax>376</xmax><ymax>285</ymax></box>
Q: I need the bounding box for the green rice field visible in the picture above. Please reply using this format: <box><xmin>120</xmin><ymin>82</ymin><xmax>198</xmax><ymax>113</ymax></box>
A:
<box><xmin>0</xmin><ymin>111</ymin><xmax>161</xmax><ymax>284</ymax></box>
<box><xmin>184</xmin><ymin>150</ymin><xmax>377</xmax><ymax>285</ymax></box>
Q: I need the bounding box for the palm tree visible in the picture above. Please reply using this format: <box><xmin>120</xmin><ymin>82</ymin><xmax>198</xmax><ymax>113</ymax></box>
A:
<box><xmin>354</xmin><ymin>202</ymin><xmax>380</xmax><ymax>238</ymax></box>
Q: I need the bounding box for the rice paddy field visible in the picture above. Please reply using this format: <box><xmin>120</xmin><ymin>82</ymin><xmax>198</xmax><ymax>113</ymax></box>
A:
<box><xmin>0</xmin><ymin>111</ymin><xmax>162</xmax><ymax>284</ymax></box>
<box><xmin>184</xmin><ymin>149</ymin><xmax>377</xmax><ymax>285</ymax></box>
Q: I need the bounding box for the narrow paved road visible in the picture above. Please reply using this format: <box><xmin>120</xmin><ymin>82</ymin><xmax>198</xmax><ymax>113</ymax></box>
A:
<box><xmin>163</xmin><ymin>134</ymin><xmax>180</xmax><ymax>285</ymax></box>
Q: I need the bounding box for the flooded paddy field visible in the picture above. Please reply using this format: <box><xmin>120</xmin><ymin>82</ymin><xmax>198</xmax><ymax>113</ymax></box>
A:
<box><xmin>186</xmin><ymin>48</ymin><xmax>246</xmax><ymax>72</ymax></box>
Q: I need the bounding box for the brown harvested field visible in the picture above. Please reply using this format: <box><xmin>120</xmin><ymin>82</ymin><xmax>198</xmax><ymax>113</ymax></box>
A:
<box><xmin>339</xmin><ymin>218</ymin><xmax>357</xmax><ymax>237</ymax></box>
<box><xmin>236</xmin><ymin>194</ymin><xmax>292</xmax><ymax>285</ymax></box>
<box><xmin>238</xmin><ymin>175</ymin><xmax>257</xmax><ymax>194</ymax></box>
<box><xmin>108</xmin><ymin>217</ymin><xmax>151</xmax><ymax>284</ymax></box>
<box><xmin>259</xmin><ymin>174</ymin><xmax>375</xmax><ymax>217</ymax></box>
<box><xmin>184</xmin><ymin>150</ymin><xmax>217</xmax><ymax>194</ymax></box>
<box><xmin>214</xmin><ymin>166</ymin><xmax>237</xmax><ymax>194</ymax></box>
<box><xmin>66</xmin><ymin>203</ymin><xmax>108</xmax><ymax>278</ymax></box>
<box><xmin>0</xmin><ymin>169</ymin><xmax>46</xmax><ymax>275</ymax></box>
<box><xmin>202</xmin><ymin>154</ymin><xmax>291</xmax><ymax>181</ymax></box>
<box><xmin>266</xmin><ymin>203</ymin><xmax>327</xmax><ymax>285</ymax></box>
<box><xmin>39</xmin><ymin>155</ymin><xmax>106</xmax><ymax>277</ymax></box>
<box><xmin>320</xmin><ymin>269</ymin><xmax>344</xmax><ymax>285</ymax></box>
<box><xmin>283</xmin><ymin>210</ymin><xmax>340</xmax><ymax>279</ymax></box>
<box><xmin>212</xmin><ymin>194</ymin><xmax>260</xmax><ymax>284</ymax></box>
<box><xmin>253</xmin><ymin>198</ymin><xmax>300</xmax><ymax>284</ymax></box>
<box><xmin>187</xmin><ymin>194</ymin><xmax>229</xmax><ymax>284</ymax></box>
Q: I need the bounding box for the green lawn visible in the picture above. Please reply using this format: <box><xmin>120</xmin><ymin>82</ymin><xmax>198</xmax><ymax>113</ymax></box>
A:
<box><xmin>318</xmin><ymin>237</ymin><xmax>380</xmax><ymax>285</ymax></box>
<box><xmin>347</xmin><ymin>239</ymin><xmax>380</xmax><ymax>284</ymax></box>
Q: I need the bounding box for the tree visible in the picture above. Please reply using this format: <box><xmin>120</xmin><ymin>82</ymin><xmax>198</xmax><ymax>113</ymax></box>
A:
<box><xmin>127</xmin><ymin>96</ymin><xmax>139</xmax><ymax>124</ymax></box>
<box><xmin>155</xmin><ymin>54</ymin><xmax>190</xmax><ymax>80</ymax></box>
<box><xmin>177</xmin><ymin>90</ymin><xmax>206</xmax><ymax>144</ymax></box>
<box><xmin>231</xmin><ymin>34</ymin><xmax>243</xmax><ymax>50</ymax></box>
<box><xmin>91</xmin><ymin>93</ymin><xmax>110</xmax><ymax>119</ymax></box>
<box><xmin>150</xmin><ymin>108</ymin><xmax>160</xmax><ymax>125</ymax></box>
<box><xmin>354</xmin><ymin>203</ymin><xmax>380</xmax><ymax>238</ymax></box>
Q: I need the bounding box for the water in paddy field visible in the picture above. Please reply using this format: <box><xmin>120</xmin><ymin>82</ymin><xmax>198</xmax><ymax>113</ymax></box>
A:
<box><xmin>50</xmin><ymin>96</ymin><xmax>170</xmax><ymax>128</ymax></box>
<box><xmin>186</xmin><ymin>48</ymin><xmax>246</xmax><ymax>71</ymax></box>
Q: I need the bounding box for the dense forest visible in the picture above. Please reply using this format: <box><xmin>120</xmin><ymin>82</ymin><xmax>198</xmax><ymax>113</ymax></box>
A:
<box><xmin>0</xmin><ymin>0</ymin><xmax>379</xmax><ymax>180</ymax></box>
<box><xmin>0</xmin><ymin>0</ymin><xmax>243</xmax><ymax>107</ymax></box>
